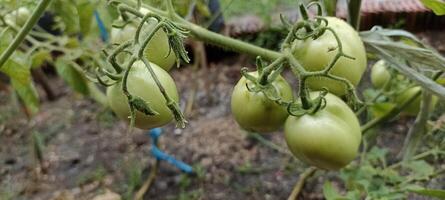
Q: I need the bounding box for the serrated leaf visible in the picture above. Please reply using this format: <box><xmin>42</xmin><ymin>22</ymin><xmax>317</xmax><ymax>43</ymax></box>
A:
<box><xmin>370</xmin><ymin>103</ymin><xmax>396</xmax><ymax>118</ymax></box>
<box><xmin>323</xmin><ymin>181</ymin><xmax>351</xmax><ymax>200</ymax></box>
<box><xmin>366</xmin><ymin>147</ymin><xmax>388</xmax><ymax>166</ymax></box>
<box><xmin>420</xmin><ymin>0</ymin><xmax>445</xmax><ymax>15</ymax></box>
<box><xmin>403</xmin><ymin>160</ymin><xmax>434</xmax><ymax>178</ymax></box>
<box><xmin>55</xmin><ymin>59</ymin><xmax>88</xmax><ymax>95</ymax></box>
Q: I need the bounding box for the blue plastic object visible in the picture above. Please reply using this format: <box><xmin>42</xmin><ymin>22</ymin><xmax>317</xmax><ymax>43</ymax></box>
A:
<box><xmin>94</xmin><ymin>11</ymin><xmax>109</xmax><ymax>42</ymax></box>
<box><xmin>148</xmin><ymin>128</ymin><xmax>193</xmax><ymax>174</ymax></box>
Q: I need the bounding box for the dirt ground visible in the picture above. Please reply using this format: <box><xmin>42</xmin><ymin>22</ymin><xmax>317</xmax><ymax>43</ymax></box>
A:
<box><xmin>1</xmin><ymin>31</ymin><xmax>445</xmax><ymax>200</ymax></box>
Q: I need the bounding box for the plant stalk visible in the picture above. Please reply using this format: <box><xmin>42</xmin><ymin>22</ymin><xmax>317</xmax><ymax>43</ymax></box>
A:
<box><xmin>0</xmin><ymin>0</ymin><xmax>53</xmax><ymax>68</ymax></box>
<box><xmin>287</xmin><ymin>167</ymin><xmax>317</xmax><ymax>200</ymax></box>
<box><xmin>347</xmin><ymin>0</ymin><xmax>362</xmax><ymax>30</ymax></box>
<box><xmin>400</xmin><ymin>92</ymin><xmax>432</xmax><ymax>161</ymax></box>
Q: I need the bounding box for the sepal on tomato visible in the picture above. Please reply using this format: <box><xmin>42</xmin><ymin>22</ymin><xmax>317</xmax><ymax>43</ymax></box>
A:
<box><xmin>129</xmin><ymin>95</ymin><xmax>159</xmax><ymax>116</ymax></box>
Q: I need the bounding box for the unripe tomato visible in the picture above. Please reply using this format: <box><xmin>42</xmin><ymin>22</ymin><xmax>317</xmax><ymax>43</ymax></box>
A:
<box><xmin>5</xmin><ymin>7</ymin><xmax>31</xmax><ymax>27</ymax></box>
<box><xmin>231</xmin><ymin>73</ymin><xmax>294</xmax><ymax>133</ymax></box>
<box><xmin>107</xmin><ymin>61</ymin><xmax>179</xmax><ymax>129</ymax></box>
<box><xmin>293</xmin><ymin>17</ymin><xmax>367</xmax><ymax>96</ymax></box>
<box><xmin>284</xmin><ymin>92</ymin><xmax>361</xmax><ymax>170</ymax></box>
<box><xmin>395</xmin><ymin>86</ymin><xmax>438</xmax><ymax>116</ymax></box>
<box><xmin>371</xmin><ymin>60</ymin><xmax>391</xmax><ymax>89</ymax></box>
<box><xmin>110</xmin><ymin>8</ymin><xmax>176</xmax><ymax>71</ymax></box>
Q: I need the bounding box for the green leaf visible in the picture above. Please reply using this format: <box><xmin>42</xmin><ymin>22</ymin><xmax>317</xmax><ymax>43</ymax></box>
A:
<box><xmin>407</xmin><ymin>185</ymin><xmax>445</xmax><ymax>199</ymax></box>
<box><xmin>10</xmin><ymin>71</ymin><xmax>39</xmax><ymax>115</ymax></box>
<box><xmin>323</xmin><ymin>181</ymin><xmax>351</xmax><ymax>200</ymax></box>
<box><xmin>0</xmin><ymin>6</ymin><xmax>40</xmax><ymax>115</ymax></box>
<box><xmin>55</xmin><ymin>59</ymin><xmax>88</xmax><ymax>95</ymax></box>
<box><xmin>403</xmin><ymin>160</ymin><xmax>434</xmax><ymax>178</ymax></box>
<box><xmin>367</xmin><ymin>146</ymin><xmax>388</xmax><ymax>164</ymax></box>
<box><xmin>0</xmin><ymin>27</ymin><xmax>14</xmax><ymax>53</ymax></box>
<box><xmin>1</xmin><ymin>59</ymin><xmax>30</xmax><ymax>86</ymax></box>
<box><xmin>420</xmin><ymin>0</ymin><xmax>445</xmax><ymax>15</ymax></box>
<box><xmin>361</xmin><ymin>28</ymin><xmax>445</xmax><ymax>100</ymax></box>
<box><xmin>75</xmin><ymin>0</ymin><xmax>97</xmax><ymax>36</ymax></box>
<box><xmin>52</xmin><ymin>0</ymin><xmax>79</xmax><ymax>34</ymax></box>
<box><xmin>31</xmin><ymin>49</ymin><xmax>52</xmax><ymax>69</ymax></box>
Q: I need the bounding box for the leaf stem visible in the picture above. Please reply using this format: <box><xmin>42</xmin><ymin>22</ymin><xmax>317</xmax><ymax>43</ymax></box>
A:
<box><xmin>400</xmin><ymin>92</ymin><xmax>432</xmax><ymax>161</ymax></box>
<box><xmin>0</xmin><ymin>0</ymin><xmax>52</xmax><ymax>69</ymax></box>
<box><xmin>347</xmin><ymin>0</ymin><xmax>362</xmax><ymax>30</ymax></box>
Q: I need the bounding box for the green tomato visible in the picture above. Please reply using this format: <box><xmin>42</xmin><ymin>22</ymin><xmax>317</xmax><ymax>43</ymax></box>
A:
<box><xmin>5</xmin><ymin>7</ymin><xmax>31</xmax><ymax>27</ymax></box>
<box><xmin>284</xmin><ymin>92</ymin><xmax>361</xmax><ymax>170</ymax></box>
<box><xmin>396</xmin><ymin>86</ymin><xmax>438</xmax><ymax>116</ymax></box>
<box><xmin>371</xmin><ymin>60</ymin><xmax>391</xmax><ymax>89</ymax></box>
<box><xmin>110</xmin><ymin>12</ymin><xmax>176</xmax><ymax>71</ymax></box>
<box><xmin>231</xmin><ymin>73</ymin><xmax>294</xmax><ymax>133</ymax></box>
<box><xmin>293</xmin><ymin>17</ymin><xmax>367</xmax><ymax>96</ymax></box>
<box><xmin>107</xmin><ymin>61</ymin><xmax>179</xmax><ymax>129</ymax></box>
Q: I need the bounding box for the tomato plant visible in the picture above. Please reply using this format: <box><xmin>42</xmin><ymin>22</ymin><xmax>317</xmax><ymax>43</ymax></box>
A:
<box><xmin>284</xmin><ymin>92</ymin><xmax>361</xmax><ymax>170</ymax></box>
<box><xmin>107</xmin><ymin>61</ymin><xmax>179</xmax><ymax>130</ymax></box>
<box><xmin>1</xmin><ymin>0</ymin><xmax>445</xmax><ymax>200</ymax></box>
<box><xmin>293</xmin><ymin>17</ymin><xmax>367</xmax><ymax>96</ymax></box>
<box><xmin>231</xmin><ymin>72</ymin><xmax>293</xmax><ymax>133</ymax></box>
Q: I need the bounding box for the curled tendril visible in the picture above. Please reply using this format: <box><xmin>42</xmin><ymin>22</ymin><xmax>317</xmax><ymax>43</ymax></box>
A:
<box><xmin>279</xmin><ymin>14</ymin><xmax>293</xmax><ymax>29</ymax></box>
<box><xmin>307</xmin><ymin>1</ymin><xmax>324</xmax><ymax>18</ymax></box>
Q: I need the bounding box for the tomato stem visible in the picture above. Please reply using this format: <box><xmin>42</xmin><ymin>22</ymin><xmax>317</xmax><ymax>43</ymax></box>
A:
<box><xmin>0</xmin><ymin>0</ymin><xmax>53</xmax><ymax>69</ymax></box>
<box><xmin>287</xmin><ymin>167</ymin><xmax>317</xmax><ymax>200</ymax></box>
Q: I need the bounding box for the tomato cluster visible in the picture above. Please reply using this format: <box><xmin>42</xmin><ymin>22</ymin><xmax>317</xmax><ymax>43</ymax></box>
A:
<box><xmin>231</xmin><ymin>17</ymin><xmax>364</xmax><ymax>170</ymax></box>
<box><xmin>293</xmin><ymin>17</ymin><xmax>367</xmax><ymax>96</ymax></box>
<box><xmin>107</xmin><ymin>8</ymin><xmax>179</xmax><ymax>130</ymax></box>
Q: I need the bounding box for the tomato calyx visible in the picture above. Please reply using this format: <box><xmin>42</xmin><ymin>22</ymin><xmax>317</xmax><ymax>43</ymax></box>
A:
<box><xmin>241</xmin><ymin>67</ymin><xmax>286</xmax><ymax>102</ymax></box>
<box><xmin>128</xmin><ymin>94</ymin><xmax>159</xmax><ymax>116</ymax></box>
<box><xmin>288</xmin><ymin>89</ymin><xmax>329</xmax><ymax>116</ymax></box>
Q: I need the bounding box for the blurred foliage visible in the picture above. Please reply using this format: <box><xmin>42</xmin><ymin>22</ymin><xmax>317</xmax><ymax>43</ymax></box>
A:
<box><xmin>324</xmin><ymin>145</ymin><xmax>445</xmax><ymax>199</ymax></box>
<box><xmin>219</xmin><ymin>0</ymin><xmax>295</xmax><ymax>23</ymax></box>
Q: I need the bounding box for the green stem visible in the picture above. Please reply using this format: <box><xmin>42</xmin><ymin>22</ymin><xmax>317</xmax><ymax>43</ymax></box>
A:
<box><xmin>287</xmin><ymin>167</ymin><xmax>317</xmax><ymax>200</ymax></box>
<box><xmin>165</xmin><ymin>0</ymin><xmax>176</xmax><ymax>19</ymax></box>
<box><xmin>347</xmin><ymin>0</ymin><xmax>362</xmax><ymax>30</ymax></box>
<box><xmin>86</xmin><ymin>82</ymin><xmax>108</xmax><ymax>107</ymax></box>
<box><xmin>258</xmin><ymin>56</ymin><xmax>286</xmax><ymax>85</ymax></box>
<box><xmin>0</xmin><ymin>0</ymin><xmax>53</xmax><ymax>69</ymax></box>
<box><xmin>184</xmin><ymin>20</ymin><xmax>281</xmax><ymax>61</ymax></box>
<box><xmin>400</xmin><ymin>92</ymin><xmax>432</xmax><ymax>161</ymax></box>
<box><xmin>324</xmin><ymin>0</ymin><xmax>337</xmax><ymax>16</ymax></box>
<box><xmin>139</xmin><ymin>4</ymin><xmax>281</xmax><ymax>61</ymax></box>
